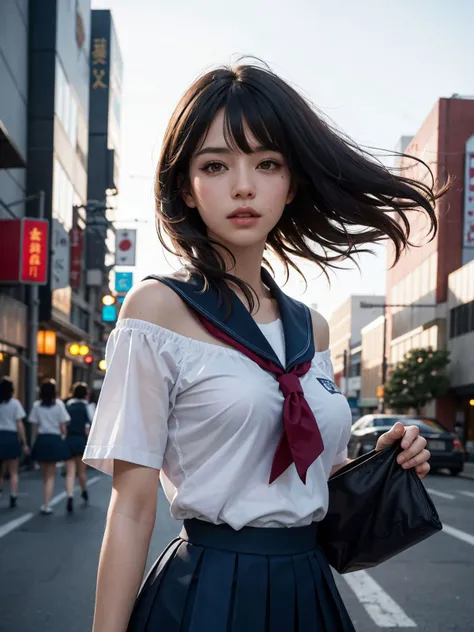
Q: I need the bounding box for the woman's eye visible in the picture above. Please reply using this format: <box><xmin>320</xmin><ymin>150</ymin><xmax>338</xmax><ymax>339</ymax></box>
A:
<box><xmin>201</xmin><ymin>162</ymin><xmax>225</xmax><ymax>173</ymax></box>
<box><xmin>259</xmin><ymin>160</ymin><xmax>281</xmax><ymax>171</ymax></box>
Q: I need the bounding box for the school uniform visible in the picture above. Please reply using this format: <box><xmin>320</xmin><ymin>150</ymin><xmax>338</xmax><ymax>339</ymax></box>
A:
<box><xmin>0</xmin><ymin>398</ymin><xmax>26</xmax><ymax>460</ymax></box>
<box><xmin>30</xmin><ymin>400</ymin><xmax>71</xmax><ymax>463</ymax></box>
<box><xmin>84</xmin><ymin>270</ymin><xmax>356</xmax><ymax>631</ymax></box>
<box><xmin>65</xmin><ymin>398</ymin><xmax>92</xmax><ymax>457</ymax></box>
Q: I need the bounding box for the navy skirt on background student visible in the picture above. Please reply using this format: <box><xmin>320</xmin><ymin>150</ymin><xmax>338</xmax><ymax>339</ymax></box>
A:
<box><xmin>65</xmin><ymin>434</ymin><xmax>87</xmax><ymax>458</ymax></box>
<box><xmin>31</xmin><ymin>434</ymin><xmax>70</xmax><ymax>463</ymax></box>
<box><xmin>0</xmin><ymin>430</ymin><xmax>22</xmax><ymax>460</ymax></box>
<box><xmin>127</xmin><ymin>519</ymin><xmax>355</xmax><ymax>632</ymax></box>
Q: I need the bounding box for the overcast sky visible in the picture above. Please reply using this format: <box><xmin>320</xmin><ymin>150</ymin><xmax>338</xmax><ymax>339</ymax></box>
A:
<box><xmin>92</xmin><ymin>0</ymin><xmax>474</xmax><ymax>317</ymax></box>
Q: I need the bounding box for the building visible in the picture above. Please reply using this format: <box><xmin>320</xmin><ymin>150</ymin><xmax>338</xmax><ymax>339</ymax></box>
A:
<box><xmin>360</xmin><ymin>315</ymin><xmax>385</xmax><ymax>413</ymax></box>
<box><xmin>0</xmin><ymin>0</ymin><xmax>30</xmax><ymax>401</ymax></box>
<box><xmin>27</xmin><ymin>0</ymin><xmax>92</xmax><ymax>398</ymax></box>
<box><xmin>85</xmin><ymin>9</ymin><xmax>123</xmax><ymax>388</ymax></box>
<box><xmin>328</xmin><ymin>295</ymin><xmax>385</xmax><ymax>421</ymax></box>
<box><xmin>386</xmin><ymin>96</ymin><xmax>474</xmax><ymax>429</ymax></box>
<box><xmin>447</xmin><ymin>259</ymin><xmax>474</xmax><ymax>456</ymax></box>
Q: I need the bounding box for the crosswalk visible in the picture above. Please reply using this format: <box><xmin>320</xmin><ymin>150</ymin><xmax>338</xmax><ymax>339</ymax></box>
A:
<box><xmin>0</xmin><ymin>479</ymin><xmax>472</xmax><ymax>629</ymax></box>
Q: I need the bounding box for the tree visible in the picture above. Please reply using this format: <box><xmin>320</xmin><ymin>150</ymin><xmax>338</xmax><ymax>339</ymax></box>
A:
<box><xmin>383</xmin><ymin>347</ymin><xmax>451</xmax><ymax>414</ymax></box>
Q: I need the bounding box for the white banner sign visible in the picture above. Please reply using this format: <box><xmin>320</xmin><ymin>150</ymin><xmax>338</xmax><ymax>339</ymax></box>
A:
<box><xmin>51</xmin><ymin>219</ymin><xmax>70</xmax><ymax>290</ymax></box>
<box><xmin>464</xmin><ymin>148</ymin><xmax>474</xmax><ymax>248</ymax></box>
<box><xmin>115</xmin><ymin>228</ymin><xmax>137</xmax><ymax>266</ymax></box>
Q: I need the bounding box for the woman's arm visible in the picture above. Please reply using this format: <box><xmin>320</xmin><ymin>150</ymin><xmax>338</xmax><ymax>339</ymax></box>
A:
<box><xmin>16</xmin><ymin>420</ymin><xmax>29</xmax><ymax>453</ymax></box>
<box><xmin>330</xmin><ymin>458</ymin><xmax>352</xmax><ymax>477</ymax></box>
<box><xmin>92</xmin><ymin>460</ymin><xmax>160</xmax><ymax>632</ymax></box>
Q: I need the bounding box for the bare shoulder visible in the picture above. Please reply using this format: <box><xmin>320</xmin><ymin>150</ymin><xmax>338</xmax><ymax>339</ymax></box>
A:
<box><xmin>308</xmin><ymin>308</ymin><xmax>330</xmax><ymax>352</ymax></box>
<box><xmin>118</xmin><ymin>278</ymin><xmax>188</xmax><ymax>331</ymax></box>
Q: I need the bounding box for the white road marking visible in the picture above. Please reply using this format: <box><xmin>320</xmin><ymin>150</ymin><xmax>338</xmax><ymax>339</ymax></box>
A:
<box><xmin>0</xmin><ymin>475</ymin><xmax>102</xmax><ymax>539</ymax></box>
<box><xmin>426</xmin><ymin>488</ymin><xmax>455</xmax><ymax>500</ymax></box>
<box><xmin>459</xmin><ymin>491</ymin><xmax>474</xmax><ymax>499</ymax></box>
<box><xmin>343</xmin><ymin>570</ymin><xmax>417</xmax><ymax>627</ymax></box>
<box><xmin>442</xmin><ymin>524</ymin><xmax>474</xmax><ymax>547</ymax></box>
<box><xmin>0</xmin><ymin>513</ymin><xmax>34</xmax><ymax>539</ymax></box>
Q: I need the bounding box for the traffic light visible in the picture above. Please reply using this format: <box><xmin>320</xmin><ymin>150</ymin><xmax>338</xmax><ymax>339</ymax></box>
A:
<box><xmin>66</xmin><ymin>342</ymin><xmax>90</xmax><ymax>359</ymax></box>
<box><xmin>84</xmin><ymin>354</ymin><xmax>94</xmax><ymax>365</ymax></box>
<box><xmin>98</xmin><ymin>359</ymin><xmax>106</xmax><ymax>371</ymax></box>
<box><xmin>101</xmin><ymin>294</ymin><xmax>116</xmax><ymax>306</ymax></box>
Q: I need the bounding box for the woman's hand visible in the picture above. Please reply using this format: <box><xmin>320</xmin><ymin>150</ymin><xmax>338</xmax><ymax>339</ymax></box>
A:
<box><xmin>375</xmin><ymin>422</ymin><xmax>430</xmax><ymax>479</ymax></box>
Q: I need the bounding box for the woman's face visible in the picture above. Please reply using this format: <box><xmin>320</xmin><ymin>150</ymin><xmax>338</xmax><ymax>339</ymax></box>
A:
<box><xmin>184</xmin><ymin>109</ymin><xmax>294</xmax><ymax>250</ymax></box>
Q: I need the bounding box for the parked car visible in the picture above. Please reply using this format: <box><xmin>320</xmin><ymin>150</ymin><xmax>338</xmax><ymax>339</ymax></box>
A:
<box><xmin>348</xmin><ymin>414</ymin><xmax>465</xmax><ymax>476</ymax></box>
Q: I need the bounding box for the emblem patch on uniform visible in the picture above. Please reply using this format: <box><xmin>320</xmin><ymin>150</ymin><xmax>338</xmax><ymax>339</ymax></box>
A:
<box><xmin>317</xmin><ymin>378</ymin><xmax>342</xmax><ymax>394</ymax></box>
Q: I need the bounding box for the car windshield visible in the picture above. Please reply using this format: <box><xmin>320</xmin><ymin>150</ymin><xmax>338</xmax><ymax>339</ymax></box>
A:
<box><xmin>370</xmin><ymin>417</ymin><xmax>447</xmax><ymax>433</ymax></box>
<box><xmin>403</xmin><ymin>418</ymin><xmax>447</xmax><ymax>433</ymax></box>
<box><xmin>372</xmin><ymin>417</ymin><xmax>403</xmax><ymax>427</ymax></box>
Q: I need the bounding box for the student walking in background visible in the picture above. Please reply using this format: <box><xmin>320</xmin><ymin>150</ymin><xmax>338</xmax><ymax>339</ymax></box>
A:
<box><xmin>29</xmin><ymin>380</ymin><xmax>70</xmax><ymax>515</ymax></box>
<box><xmin>0</xmin><ymin>378</ymin><xmax>29</xmax><ymax>508</ymax></box>
<box><xmin>65</xmin><ymin>382</ymin><xmax>92</xmax><ymax>513</ymax></box>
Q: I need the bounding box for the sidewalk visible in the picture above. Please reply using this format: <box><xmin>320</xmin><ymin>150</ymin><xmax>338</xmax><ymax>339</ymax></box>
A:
<box><xmin>460</xmin><ymin>461</ymin><xmax>474</xmax><ymax>481</ymax></box>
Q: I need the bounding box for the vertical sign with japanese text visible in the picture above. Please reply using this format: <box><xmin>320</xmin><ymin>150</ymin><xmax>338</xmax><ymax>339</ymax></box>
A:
<box><xmin>91</xmin><ymin>36</ymin><xmax>108</xmax><ymax>90</ymax></box>
<box><xmin>463</xmin><ymin>147</ymin><xmax>474</xmax><ymax>248</ymax></box>
<box><xmin>70</xmin><ymin>226</ymin><xmax>84</xmax><ymax>288</ymax></box>
<box><xmin>20</xmin><ymin>219</ymin><xmax>49</xmax><ymax>284</ymax></box>
<box><xmin>115</xmin><ymin>229</ymin><xmax>136</xmax><ymax>266</ymax></box>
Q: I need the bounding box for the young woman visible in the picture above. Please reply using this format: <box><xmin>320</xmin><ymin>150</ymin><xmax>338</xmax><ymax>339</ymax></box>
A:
<box><xmin>30</xmin><ymin>380</ymin><xmax>70</xmax><ymax>515</ymax></box>
<box><xmin>65</xmin><ymin>382</ymin><xmax>92</xmax><ymax>512</ymax></box>
<box><xmin>84</xmin><ymin>62</ymin><xmax>438</xmax><ymax>631</ymax></box>
<box><xmin>0</xmin><ymin>378</ymin><xmax>29</xmax><ymax>508</ymax></box>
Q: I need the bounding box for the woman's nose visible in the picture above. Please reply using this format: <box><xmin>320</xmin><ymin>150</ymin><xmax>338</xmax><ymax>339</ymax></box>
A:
<box><xmin>231</xmin><ymin>166</ymin><xmax>256</xmax><ymax>199</ymax></box>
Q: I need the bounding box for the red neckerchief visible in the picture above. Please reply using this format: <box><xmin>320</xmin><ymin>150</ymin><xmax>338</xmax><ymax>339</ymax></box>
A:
<box><xmin>195</xmin><ymin>314</ymin><xmax>324</xmax><ymax>484</ymax></box>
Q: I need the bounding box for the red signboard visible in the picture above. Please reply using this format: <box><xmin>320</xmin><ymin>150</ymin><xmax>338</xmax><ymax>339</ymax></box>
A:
<box><xmin>0</xmin><ymin>218</ymin><xmax>49</xmax><ymax>285</ymax></box>
<box><xmin>70</xmin><ymin>226</ymin><xmax>83</xmax><ymax>288</ymax></box>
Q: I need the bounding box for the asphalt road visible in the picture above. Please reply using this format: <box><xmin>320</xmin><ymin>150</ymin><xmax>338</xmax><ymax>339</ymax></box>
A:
<box><xmin>0</xmin><ymin>467</ymin><xmax>472</xmax><ymax>632</ymax></box>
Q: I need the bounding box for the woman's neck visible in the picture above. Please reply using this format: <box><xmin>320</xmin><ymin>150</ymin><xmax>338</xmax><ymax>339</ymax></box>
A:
<box><xmin>219</xmin><ymin>242</ymin><xmax>268</xmax><ymax>298</ymax></box>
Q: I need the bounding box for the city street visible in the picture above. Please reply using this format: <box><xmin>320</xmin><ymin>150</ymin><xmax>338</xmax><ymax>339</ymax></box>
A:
<box><xmin>0</xmin><ymin>469</ymin><xmax>472</xmax><ymax>631</ymax></box>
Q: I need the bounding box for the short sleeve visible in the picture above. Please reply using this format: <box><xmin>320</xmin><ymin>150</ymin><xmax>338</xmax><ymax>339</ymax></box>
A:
<box><xmin>29</xmin><ymin>401</ymin><xmax>40</xmax><ymax>423</ymax></box>
<box><xmin>57</xmin><ymin>400</ymin><xmax>71</xmax><ymax>423</ymax></box>
<box><xmin>83</xmin><ymin>319</ymin><xmax>184</xmax><ymax>475</ymax></box>
<box><xmin>14</xmin><ymin>399</ymin><xmax>26</xmax><ymax>420</ymax></box>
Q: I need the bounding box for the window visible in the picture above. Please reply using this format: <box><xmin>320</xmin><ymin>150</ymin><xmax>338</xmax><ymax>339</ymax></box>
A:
<box><xmin>449</xmin><ymin>301</ymin><xmax>474</xmax><ymax>339</ymax></box>
<box><xmin>55</xmin><ymin>59</ymin><xmax>78</xmax><ymax>150</ymax></box>
<box><xmin>52</xmin><ymin>158</ymin><xmax>77</xmax><ymax>230</ymax></box>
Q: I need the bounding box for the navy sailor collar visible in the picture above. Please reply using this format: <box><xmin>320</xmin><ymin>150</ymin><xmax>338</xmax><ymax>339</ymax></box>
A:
<box><xmin>146</xmin><ymin>268</ymin><xmax>315</xmax><ymax>371</ymax></box>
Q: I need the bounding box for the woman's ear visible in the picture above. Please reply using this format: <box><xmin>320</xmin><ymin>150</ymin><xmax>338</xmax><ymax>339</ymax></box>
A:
<box><xmin>286</xmin><ymin>181</ymin><xmax>297</xmax><ymax>205</ymax></box>
<box><xmin>179</xmin><ymin>175</ymin><xmax>197</xmax><ymax>208</ymax></box>
<box><xmin>182</xmin><ymin>189</ymin><xmax>197</xmax><ymax>208</ymax></box>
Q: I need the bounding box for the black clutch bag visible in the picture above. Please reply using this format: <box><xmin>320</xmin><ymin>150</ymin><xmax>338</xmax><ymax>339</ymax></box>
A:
<box><xmin>318</xmin><ymin>441</ymin><xmax>443</xmax><ymax>574</ymax></box>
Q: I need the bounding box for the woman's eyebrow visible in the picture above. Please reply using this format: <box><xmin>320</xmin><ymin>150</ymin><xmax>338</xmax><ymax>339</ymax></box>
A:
<box><xmin>194</xmin><ymin>145</ymin><xmax>273</xmax><ymax>158</ymax></box>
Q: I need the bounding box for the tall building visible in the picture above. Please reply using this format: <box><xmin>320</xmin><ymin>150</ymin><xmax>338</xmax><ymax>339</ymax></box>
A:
<box><xmin>27</xmin><ymin>0</ymin><xmax>92</xmax><ymax>398</ymax></box>
<box><xmin>0</xmin><ymin>0</ymin><xmax>30</xmax><ymax>400</ymax></box>
<box><xmin>85</xmin><ymin>9</ymin><xmax>123</xmax><ymax>389</ymax></box>
<box><xmin>329</xmin><ymin>295</ymin><xmax>385</xmax><ymax>421</ymax></box>
<box><xmin>386</xmin><ymin>96</ymin><xmax>474</xmax><ymax>431</ymax></box>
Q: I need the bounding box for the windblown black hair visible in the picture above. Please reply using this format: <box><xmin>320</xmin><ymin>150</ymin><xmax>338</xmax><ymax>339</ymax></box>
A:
<box><xmin>39</xmin><ymin>380</ymin><xmax>56</xmax><ymax>407</ymax></box>
<box><xmin>0</xmin><ymin>378</ymin><xmax>14</xmax><ymax>404</ymax></box>
<box><xmin>155</xmin><ymin>61</ymin><xmax>446</xmax><ymax>312</ymax></box>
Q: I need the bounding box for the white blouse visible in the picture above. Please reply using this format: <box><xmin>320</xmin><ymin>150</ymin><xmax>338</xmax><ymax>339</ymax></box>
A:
<box><xmin>29</xmin><ymin>400</ymin><xmax>70</xmax><ymax>435</ymax></box>
<box><xmin>0</xmin><ymin>398</ymin><xmax>26</xmax><ymax>432</ymax></box>
<box><xmin>84</xmin><ymin>318</ymin><xmax>352</xmax><ymax>530</ymax></box>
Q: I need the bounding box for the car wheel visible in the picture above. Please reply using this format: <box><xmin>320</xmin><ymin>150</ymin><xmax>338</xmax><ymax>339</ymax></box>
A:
<box><xmin>450</xmin><ymin>468</ymin><xmax>461</xmax><ymax>476</ymax></box>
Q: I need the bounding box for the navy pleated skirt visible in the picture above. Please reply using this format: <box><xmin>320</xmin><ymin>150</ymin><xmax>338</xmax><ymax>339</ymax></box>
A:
<box><xmin>0</xmin><ymin>430</ymin><xmax>22</xmax><ymax>460</ymax></box>
<box><xmin>127</xmin><ymin>519</ymin><xmax>355</xmax><ymax>632</ymax></box>
<box><xmin>31</xmin><ymin>434</ymin><xmax>70</xmax><ymax>463</ymax></box>
<box><xmin>66</xmin><ymin>434</ymin><xmax>87</xmax><ymax>457</ymax></box>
